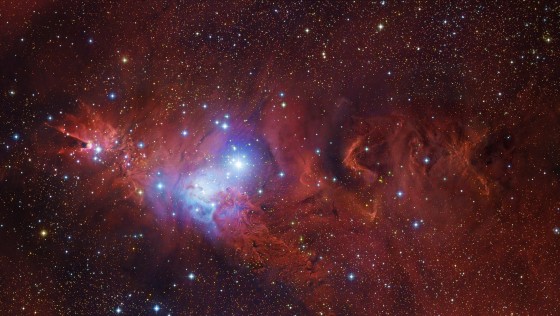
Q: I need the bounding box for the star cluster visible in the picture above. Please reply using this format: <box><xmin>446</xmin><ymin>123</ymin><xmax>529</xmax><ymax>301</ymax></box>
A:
<box><xmin>1</xmin><ymin>1</ymin><xmax>559</xmax><ymax>315</ymax></box>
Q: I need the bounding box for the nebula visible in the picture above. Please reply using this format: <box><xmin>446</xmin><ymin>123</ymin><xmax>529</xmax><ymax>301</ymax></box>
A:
<box><xmin>1</xmin><ymin>1</ymin><xmax>559</xmax><ymax>315</ymax></box>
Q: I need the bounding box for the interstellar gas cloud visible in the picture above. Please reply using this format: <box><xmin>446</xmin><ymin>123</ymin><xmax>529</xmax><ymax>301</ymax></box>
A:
<box><xmin>1</xmin><ymin>1</ymin><xmax>559</xmax><ymax>315</ymax></box>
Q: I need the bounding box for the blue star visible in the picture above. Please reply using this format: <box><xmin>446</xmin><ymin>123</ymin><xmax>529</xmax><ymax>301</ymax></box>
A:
<box><xmin>181</xmin><ymin>130</ymin><xmax>188</xmax><ymax>136</ymax></box>
<box><xmin>188</xmin><ymin>272</ymin><xmax>196</xmax><ymax>280</ymax></box>
<box><xmin>137</xmin><ymin>142</ymin><xmax>145</xmax><ymax>149</ymax></box>
<box><xmin>153</xmin><ymin>304</ymin><xmax>160</xmax><ymax>312</ymax></box>
<box><xmin>233</xmin><ymin>159</ymin><xmax>244</xmax><ymax>169</ymax></box>
<box><xmin>108</xmin><ymin>92</ymin><xmax>117</xmax><ymax>100</ymax></box>
<box><xmin>347</xmin><ymin>273</ymin><xmax>356</xmax><ymax>281</ymax></box>
<box><xmin>396</xmin><ymin>190</ymin><xmax>404</xmax><ymax>198</ymax></box>
<box><xmin>115</xmin><ymin>307</ymin><xmax>122</xmax><ymax>314</ymax></box>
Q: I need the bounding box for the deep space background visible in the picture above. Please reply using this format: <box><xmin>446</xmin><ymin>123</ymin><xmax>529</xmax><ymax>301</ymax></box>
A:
<box><xmin>1</xmin><ymin>1</ymin><xmax>560</xmax><ymax>315</ymax></box>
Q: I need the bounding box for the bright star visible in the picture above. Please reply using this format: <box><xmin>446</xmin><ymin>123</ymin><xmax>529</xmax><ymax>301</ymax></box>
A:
<box><xmin>234</xmin><ymin>160</ymin><xmax>243</xmax><ymax>169</ymax></box>
<box><xmin>153</xmin><ymin>304</ymin><xmax>160</xmax><ymax>312</ymax></box>
<box><xmin>188</xmin><ymin>272</ymin><xmax>196</xmax><ymax>280</ymax></box>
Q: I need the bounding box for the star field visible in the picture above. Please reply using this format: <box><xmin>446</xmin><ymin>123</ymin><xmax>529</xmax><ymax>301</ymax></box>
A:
<box><xmin>1</xmin><ymin>1</ymin><xmax>560</xmax><ymax>315</ymax></box>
